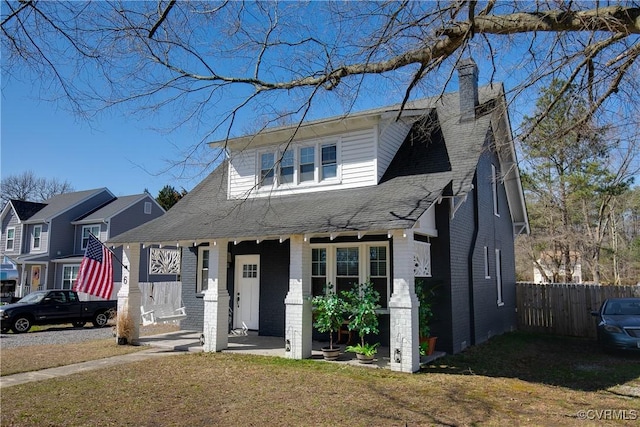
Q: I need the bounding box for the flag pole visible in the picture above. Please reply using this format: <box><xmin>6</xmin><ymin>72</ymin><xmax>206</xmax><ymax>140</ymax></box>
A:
<box><xmin>92</xmin><ymin>236</ymin><xmax>130</xmax><ymax>271</ymax></box>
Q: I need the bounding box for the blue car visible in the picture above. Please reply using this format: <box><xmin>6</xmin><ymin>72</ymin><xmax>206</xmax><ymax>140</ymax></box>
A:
<box><xmin>592</xmin><ymin>298</ymin><xmax>640</xmax><ymax>353</ymax></box>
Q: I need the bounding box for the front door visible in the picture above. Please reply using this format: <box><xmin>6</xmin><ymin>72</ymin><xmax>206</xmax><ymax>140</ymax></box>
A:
<box><xmin>234</xmin><ymin>255</ymin><xmax>260</xmax><ymax>330</ymax></box>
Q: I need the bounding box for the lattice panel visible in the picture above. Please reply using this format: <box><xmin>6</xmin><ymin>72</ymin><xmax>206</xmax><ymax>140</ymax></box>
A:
<box><xmin>149</xmin><ymin>248</ymin><xmax>181</xmax><ymax>275</ymax></box>
<box><xmin>413</xmin><ymin>241</ymin><xmax>432</xmax><ymax>277</ymax></box>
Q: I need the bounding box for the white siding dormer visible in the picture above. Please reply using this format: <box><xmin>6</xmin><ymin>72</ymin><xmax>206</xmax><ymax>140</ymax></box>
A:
<box><xmin>228</xmin><ymin>127</ymin><xmax>380</xmax><ymax>199</ymax></box>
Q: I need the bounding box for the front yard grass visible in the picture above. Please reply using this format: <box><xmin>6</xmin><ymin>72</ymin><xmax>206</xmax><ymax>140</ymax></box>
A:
<box><xmin>1</xmin><ymin>331</ymin><xmax>639</xmax><ymax>426</ymax></box>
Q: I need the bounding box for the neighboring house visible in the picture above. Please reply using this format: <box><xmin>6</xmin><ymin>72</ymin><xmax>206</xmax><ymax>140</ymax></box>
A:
<box><xmin>533</xmin><ymin>251</ymin><xmax>583</xmax><ymax>284</ymax></box>
<box><xmin>110</xmin><ymin>59</ymin><xmax>529</xmax><ymax>373</ymax></box>
<box><xmin>0</xmin><ymin>189</ymin><xmax>165</xmax><ymax>298</ymax></box>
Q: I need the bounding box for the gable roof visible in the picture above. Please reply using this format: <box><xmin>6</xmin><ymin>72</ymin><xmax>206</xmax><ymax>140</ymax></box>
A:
<box><xmin>72</xmin><ymin>194</ymin><xmax>164</xmax><ymax>224</ymax></box>
<box><xmin>23</xmin><ymin>188</ymin><xmax>114</xmax><ymax>224</ymax></box>
<box><xmin>6</xmin><ymin>200</ymin><xmax>47</xmax><ymax>221</ymax></box>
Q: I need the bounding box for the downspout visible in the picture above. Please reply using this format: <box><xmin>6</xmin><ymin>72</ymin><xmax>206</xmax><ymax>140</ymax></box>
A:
<box><xmin>467</xmin><ymin>174</ymin><xmax>479</xmax><ymax>346</ymax></box>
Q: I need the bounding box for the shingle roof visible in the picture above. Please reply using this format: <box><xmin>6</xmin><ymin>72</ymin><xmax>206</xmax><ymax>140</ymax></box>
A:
<box><xmin>9</xmin><ymin>200</ymin><xmax>47</xmax><ymax>221</ymax></box>
<box><xmin>24</xmin><ymin>189</ymin><xmax>113</xmax><ymax>223</ymax></box>
<box><xmin>109</xmin><ymin>88</ymin><xmax>497</xmax><ymax>246</ymax></box>
<box><xmin>73</xmin><ymin>194</ymin><xmax>152</xmax><ymax>223</ymax></box>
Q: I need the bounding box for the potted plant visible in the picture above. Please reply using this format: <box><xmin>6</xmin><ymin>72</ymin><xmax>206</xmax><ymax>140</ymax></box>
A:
<box><xmin>312</xmin><ymin>284</ymin><xmax>346</xmax><ymax>360</ymax></box>
<box><xmin>416</xmin><ymin>278</ymin><xmax>437</xmax><ymax>356</ymax></box>
<box><xmin>343</xmin><ymin>281</ymin><xmax>381</xmax><ymax>363</ymax></box>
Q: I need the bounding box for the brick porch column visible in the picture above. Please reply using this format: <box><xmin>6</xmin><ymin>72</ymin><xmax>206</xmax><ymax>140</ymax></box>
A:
<box><xmin>389</xmin><ymin>230</ymin><xmax>420</xmax><ymax>373</ymax></box>
<box><xmin>284</xmin><ymin>234</ymin><xmax>312</xmax><ymax>359</ymax></box>
<box><xmin>117</xmin><ymin>244</ymin><xmax>141</xmax><ymax>344</ymax></box>
<box><xmin>202</xmin><ymin>240</ymin><xmax>230</xmax><ymax>352</ymax></box>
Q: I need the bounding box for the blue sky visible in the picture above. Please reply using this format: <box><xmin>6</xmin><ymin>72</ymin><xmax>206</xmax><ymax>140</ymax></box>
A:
<box><xmin>1</xmin><ymin>77</ymin><xmax>206</xmax><ymax>197</ymax></box>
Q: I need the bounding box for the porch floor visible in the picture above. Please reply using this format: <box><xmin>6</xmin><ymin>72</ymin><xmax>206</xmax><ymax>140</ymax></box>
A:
<box><xmin>136</xmin><ymin>330</ymin><xmax>445</xmax><ymax>369</ymax></box>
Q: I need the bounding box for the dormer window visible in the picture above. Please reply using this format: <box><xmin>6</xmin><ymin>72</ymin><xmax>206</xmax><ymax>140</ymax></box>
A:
<box><xmin>280</xmin><ymin>150</ymin><xmax>294</xmax><ymax>184</ymax></box>
<box><xmin>260</xmin><ymin>152</ymin><xmax>275</xmax><ymax>186</ymax></box>
<box><xmin>256</xmin><ymin>139</ymin><xmax>340</xmax><ymax>190</ymax></box>
<box><xmin>321</xmin><ymin>143</ymin><xmax>337</xmax><ymax>180</ymax></box>
<box><xmin>299</xmin><ymin>146</ymin><xmax>315</xmax><ymax>182</ymax></box>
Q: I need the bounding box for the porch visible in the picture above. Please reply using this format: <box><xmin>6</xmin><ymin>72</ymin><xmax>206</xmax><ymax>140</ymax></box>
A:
<box><xmin>136</xmin><ymin>330</ymin><xmax>444</xmax><ymax>369</ymax></box>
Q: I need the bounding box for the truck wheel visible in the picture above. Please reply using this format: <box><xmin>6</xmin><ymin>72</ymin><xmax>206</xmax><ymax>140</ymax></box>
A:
<box><xmin>12</xmin><ymin>316</ymin><xmax>32</xmax><ymax>333</ymax></box>
<box><xmin>92</xmin><ymin>311</ymin><xmax>109</xmax><ymax>328</ymax></box>
<box><xmin>72</xmin><ymin>321</ymin><xmax>86</xmax><ymax>328</ymax></box>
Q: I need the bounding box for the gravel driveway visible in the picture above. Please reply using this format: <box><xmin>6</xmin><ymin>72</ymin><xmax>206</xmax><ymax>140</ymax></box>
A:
<box><xmin>0</xmin><ymin>325</ymin><xmax>114</xmax><ymax>349</ymax></box>
<box><xmin>0</xmin><ymin>323</ymin><xmax>179</xmax><ymax>350</ymax></box>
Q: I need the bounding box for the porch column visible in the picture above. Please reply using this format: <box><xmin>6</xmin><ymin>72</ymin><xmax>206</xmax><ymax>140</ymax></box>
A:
<box><xmin>389</xmin><ymin>230</ymin><xmax>420</xmax><ymax>373</ymax></box>
<box><xmin>202</xmin><ymin>240</ymin><xmax>230</xmax><ymax>352</ymax></box>
<box><xmin>284</xmin><ymin>234</ymin><xmax>312</xmax><ymax>359</ymax></box>
<box><xmin>117</xmin><ymin>244</ymin><xmax>141</xmax><ymax>344</ymax></box>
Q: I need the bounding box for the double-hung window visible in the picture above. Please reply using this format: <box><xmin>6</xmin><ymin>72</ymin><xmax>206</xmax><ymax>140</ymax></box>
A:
<box><xmin>5</xmin><ymin>228</ymin><xmax>15</xmax><ymax>251</ymax></box>
<box><xmin>32</xmin><ymin>226</ymin><xmax>42</xmax><ymax>250</ymax></box>
<box><xmin>197</xmin><ymin>247</ymin><xmax>210</xmax><ymax>293</ymax></box>
<box><xmin>260</xmin><ymin>153</ymin><xmax>275</xmax><ymax>186</ymax></box>
<box><xmin>279</xmin><ymin>150</ymin><xmax>294</xmax><ymax>184</ymax></box>
<box><xmin>82</xmin><ymin>225</ymin><xmax>100</xmax><ymax>250</ymax></box>
<box><xmin>299</xmin><ymin>146</ymin><xmax>315</xmax><ymax>183</ymax></box>
<box><xmin>321</xmin><ymin>143</ymin><xmax>337</xmax><ymax>180</ymax></box>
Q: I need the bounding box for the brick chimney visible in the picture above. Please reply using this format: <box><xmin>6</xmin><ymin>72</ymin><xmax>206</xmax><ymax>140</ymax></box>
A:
<box><xmin>456</xmin><ymin>58</ymin><xmax>479</xmax><ymax>122</ymax></box>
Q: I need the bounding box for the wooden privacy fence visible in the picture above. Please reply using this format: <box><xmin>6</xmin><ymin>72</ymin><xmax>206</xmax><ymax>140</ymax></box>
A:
<box><xmin>516</xmin><ymin>282</ymin><xmax>640</xmax><ymax>339</ymax></box>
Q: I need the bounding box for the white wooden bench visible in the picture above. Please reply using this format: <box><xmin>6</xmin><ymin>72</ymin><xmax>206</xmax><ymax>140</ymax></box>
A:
<box><xmin>141</xmin><ymin>304</ymin><xmax>187</xmax><ymax>326</ymax></box>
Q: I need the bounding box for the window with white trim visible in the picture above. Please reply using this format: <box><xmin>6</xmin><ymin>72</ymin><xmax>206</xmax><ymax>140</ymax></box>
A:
<box><xmin>5</xmin><ymin>227</ymin><xmax>15</xmax><ymax>251</ymax></box>
<box><xmin>260</xmin><ymin>152</ymin><xmax>275</xmax><ymax>186</ymax></box>
<box><xmin>197</xmin><ymin>247</ymin><xmax>210</xmax><ymax>293</ymax></box>
<box><xmin>299</xmin><ymin>146</ymin><xmax>315</xmax><ymax>183</ymax></box>
<box><xmin>321</xmin><ymin>143</ymin><xmax>337</xmax><ymax>180</ymax></box>
<box><xmin>495</xmin><ymin>249</ymin><xmax>503</xmax><ymax>306</ymax></box>
<box><xmin>312</xmin><ymin>242</ymin><xmax>389</xmax><ymax>309</ymax></box>
<box><xmin>82</xmin><ymin>225</ymin><xmax>100</xmax><ymax>250</ymax></box>
<box><xmin>311</xmin><ymin>248</ymin><xmax>326</xmax><ymax>297</ymax></box>
<box><xmin>279</xmin><ymin>150</ymin><xmax>294</xmax><ymax>184</ymax></box>
<box><xmin>32</xmin><ymin>225</ymin><xmax>42</xmax><ymax>250</ymax></box>
<box><xmin>484</xmin><ymin>246</ymin><xmax>491</xmax><ymax>278</ymax></box>
<box><xmin>62</xmin><ymin>265</ymin><xmax>80</xmax><ymax>290</ymax></box>
<box><xmin>257</xmin><ymin>140</ymin><xmax>339</xmax><ymax>190</ymax></box>
<box><xmin>492</xmin><ymin>164</ymin><xmax>500</xmax><ymax>216</ymax></box>
<box><xmin>144</xmin><ymin>202</ymin><xmax>152</xmax><ymax>214</ymax></box>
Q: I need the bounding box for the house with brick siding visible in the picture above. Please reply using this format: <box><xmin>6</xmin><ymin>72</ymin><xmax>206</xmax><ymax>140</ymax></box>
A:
<box><xmin>109</xmin><ymin>58</ymin><xmax>529</xmax><ymax>373</ymax></box>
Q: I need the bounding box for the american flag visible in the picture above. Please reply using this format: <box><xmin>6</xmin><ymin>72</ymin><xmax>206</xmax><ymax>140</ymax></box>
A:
<box><xmin>74</xmin><ymin>234</ymin><xmax>113</xmax><ymax>299</ymax></box>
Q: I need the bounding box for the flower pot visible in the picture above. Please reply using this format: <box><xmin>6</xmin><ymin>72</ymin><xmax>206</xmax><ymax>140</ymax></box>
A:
<box><xmin>420</xmin><ymin>336</ymin><xmax>437</xmax><ymax>356</ymax></box>
<box><xmin>117</xmin><ymin>336</ymin><xmax>128</xmax><ymax>345</ymax></box>
<box><xmin>321</xmin><ymin>346</ymin><xmax>340</xmax><ymax>361</ymax></box>
<box><xmin>356</xmin><ymin>352</ymin><xmax>375</xmax><ymax>364</ymax></box>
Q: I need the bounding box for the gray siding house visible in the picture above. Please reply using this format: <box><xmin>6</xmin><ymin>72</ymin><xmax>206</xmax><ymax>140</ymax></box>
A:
<box><xmin>110</xmin><ymin>59</ymin><xmax>529</xmax><ymax>373</ymax></box>
<box><xmin>0</xmin><ymin>189</ymin><xmax>165</xmax><ymax>298</ymax></box>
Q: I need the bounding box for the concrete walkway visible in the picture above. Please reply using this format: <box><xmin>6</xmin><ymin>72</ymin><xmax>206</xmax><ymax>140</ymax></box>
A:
<box><xmin>1</xmin><ymin>330</ymin><xmax>446</xmax><ymax>388</ymax></box>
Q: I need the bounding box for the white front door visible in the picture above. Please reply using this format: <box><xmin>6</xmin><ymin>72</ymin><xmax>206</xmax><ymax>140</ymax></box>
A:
<box><xmin>234</xmin><ymin>255</ymin><xmax>260</xmax><ymax>330</ymax></box>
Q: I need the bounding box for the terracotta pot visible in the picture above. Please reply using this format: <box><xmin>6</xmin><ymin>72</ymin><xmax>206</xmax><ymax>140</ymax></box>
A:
<box><xmin>321</xmin><ymin>346</ymin><xmax>340</xmax><ymax>361</ymax></box>
<box><xmin>420</xmin><ymin>336</ymin><xmax>437</xmax><ymax>356</ymax></box>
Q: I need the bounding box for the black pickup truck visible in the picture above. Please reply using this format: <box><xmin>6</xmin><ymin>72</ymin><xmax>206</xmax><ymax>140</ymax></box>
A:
<box><xmin>0</xmin><ymin>290</ymin><xmax>117</xmax><ymax>333</ymax></box>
